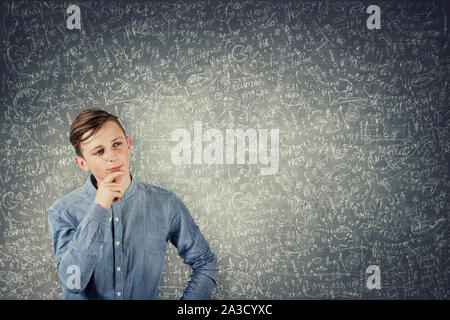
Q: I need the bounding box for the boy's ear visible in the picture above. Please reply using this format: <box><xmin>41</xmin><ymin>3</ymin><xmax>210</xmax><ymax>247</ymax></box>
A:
<box><xmin>75</xmin><ymin>156</ymin><xmax>90</xmax><ymax>172</ymax></box>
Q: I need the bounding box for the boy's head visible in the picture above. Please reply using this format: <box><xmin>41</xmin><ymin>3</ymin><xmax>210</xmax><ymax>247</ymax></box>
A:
<box><xmin>70</xmin><ymin>108</ymin><xmax>131</xmax><ymax>183</ymax></box>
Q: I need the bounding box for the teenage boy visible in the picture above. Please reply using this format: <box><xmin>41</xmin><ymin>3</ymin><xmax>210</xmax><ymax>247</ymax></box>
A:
<box><xmin>47</xmin><ymin>108</ymin><xmax>218</xmax><ymax>299</ymax></box>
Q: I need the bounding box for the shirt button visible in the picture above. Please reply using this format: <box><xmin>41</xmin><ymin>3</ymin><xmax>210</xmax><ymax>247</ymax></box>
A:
<box><xmin>109</xmin><ymin>217</ymin><xmax>112</xmax><ymax>222</ymax></box>
<box><xmin>115</xmin><ymin>241</ymin><xmax>120</xmax><ymax>246</ymax></box>
<box><xmin>115</xmin><ymin>217</ymin><xmax>119</xmax><ymax>222</ymax></box>
<box><xmin>116</xmin><ymin>266</ymin><xmax>121</xmax><ymax>272</ymax></box>
<box><xmin>117</xmin><ymin>291</ymin><xmax>121</xmax><ymax>297</ymax></box>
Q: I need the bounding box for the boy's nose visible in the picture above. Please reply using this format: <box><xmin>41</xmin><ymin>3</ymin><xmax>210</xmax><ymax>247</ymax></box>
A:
<box><xmin>104</xmin><ymin>149</ymin><xmax>119</xmax><ymax>161</ymax></box>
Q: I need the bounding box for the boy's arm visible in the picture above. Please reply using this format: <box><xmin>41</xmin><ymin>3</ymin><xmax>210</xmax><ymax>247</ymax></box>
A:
<box><xmin>47</xmin><ymin>203</ymin><xmax>111</xmax><ymax>294</ymax></box>
<box><xmin>168</xmin><ymin>194</ymin><xmax>219</xmax><ymax>300</ymax></box>
<box><xmin>47</xmin><ymin>171</ymin><xmax>125</xmax><ymax>294</ymax></box>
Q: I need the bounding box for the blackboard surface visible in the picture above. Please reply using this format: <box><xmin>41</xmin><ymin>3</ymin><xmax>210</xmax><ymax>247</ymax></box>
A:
<box><xmin>0</xmin><ymin>0</ymin><xmax>449</xmax><ymax>299</ymax></box>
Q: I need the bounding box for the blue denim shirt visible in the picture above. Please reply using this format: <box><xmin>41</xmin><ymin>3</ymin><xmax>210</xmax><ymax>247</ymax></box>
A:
<box><xmin>47</xmin><ymin>173</ymin><xmax>218</xmax><ymax>300</ymax></box>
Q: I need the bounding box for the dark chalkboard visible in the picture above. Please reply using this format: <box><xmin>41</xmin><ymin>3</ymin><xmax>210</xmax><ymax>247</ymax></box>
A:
<box><xmin>0</xmin><ymin>0</ymin><xmax>449</xmax><ymax>299</ymax></box>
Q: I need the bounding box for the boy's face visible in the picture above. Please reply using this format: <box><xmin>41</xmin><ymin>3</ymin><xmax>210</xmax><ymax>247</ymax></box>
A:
<box><xmin>75</xmin><ymin>120</ymin><xmax>131</xmax><ymax>183</ymax></box>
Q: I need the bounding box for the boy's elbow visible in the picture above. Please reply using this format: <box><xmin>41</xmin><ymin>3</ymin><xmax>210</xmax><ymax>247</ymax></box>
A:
<box><xmin>194</xmin><ymin>250</ymin><xmax>219</xmax><ymax>282</ymax></box>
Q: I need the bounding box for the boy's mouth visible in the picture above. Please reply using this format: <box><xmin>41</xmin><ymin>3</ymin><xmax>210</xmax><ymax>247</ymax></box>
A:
<box><xmin>109</xmin><ymin>164</ymin><xmax>123</xmax><ymax>172</ymax></box>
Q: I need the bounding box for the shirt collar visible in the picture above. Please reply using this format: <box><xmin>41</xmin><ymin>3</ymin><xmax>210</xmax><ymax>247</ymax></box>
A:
<box><xmin>83</xmin><ymin>172</ymin><xmax>137</xmax><ymax>202</ymax></box>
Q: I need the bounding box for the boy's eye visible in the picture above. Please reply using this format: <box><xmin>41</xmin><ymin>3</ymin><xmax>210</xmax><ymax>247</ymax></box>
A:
<box><xmin>95</xmin><ymin>142</ymin><xmax>122</xmax><ymax>155</ymax></box>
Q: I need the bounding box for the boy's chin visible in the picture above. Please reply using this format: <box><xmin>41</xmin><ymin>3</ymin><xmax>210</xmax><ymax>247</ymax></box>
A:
<box><xmin>90</xmin><ymin>167</ymin><xmax>129</xmax><ymax>180</ymax></box>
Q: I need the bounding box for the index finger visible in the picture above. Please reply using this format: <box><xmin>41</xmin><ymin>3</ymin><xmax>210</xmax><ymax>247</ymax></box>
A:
<box><xmin>103</xmin><ymin>170</ymin><xmax>127</xmax><ymax>183</ymax></box>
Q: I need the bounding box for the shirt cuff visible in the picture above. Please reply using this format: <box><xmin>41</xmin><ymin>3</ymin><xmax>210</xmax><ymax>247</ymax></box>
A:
<box><xmin>86</xmin><ymin>203</ymin><xmax>111</xmax><ymax>225</ymax></box>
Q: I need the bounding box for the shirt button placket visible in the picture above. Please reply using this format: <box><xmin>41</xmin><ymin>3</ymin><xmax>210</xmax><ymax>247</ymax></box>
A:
<box><xmin>112</xmin><ymin>204</ymin><xmax>124</xmax><ymax>300</ymax></box>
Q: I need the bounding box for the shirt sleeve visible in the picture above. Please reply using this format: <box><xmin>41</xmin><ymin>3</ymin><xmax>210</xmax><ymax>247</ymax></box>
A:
<box><xmin>168</xmin><ymin>193</ymin><xmax>219</xmax><ymax>300</ymax></box>
<box><xmin>47</xmin><ymin>202</ymin><xmax>111</xmax><ymax>294</ymax></box>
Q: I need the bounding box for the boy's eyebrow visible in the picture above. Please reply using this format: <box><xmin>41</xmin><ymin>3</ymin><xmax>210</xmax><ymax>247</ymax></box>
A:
<box><xmin>89</xmin><ymin>136</ymin><xmax>123</xmax><ymax>153</ymax></box>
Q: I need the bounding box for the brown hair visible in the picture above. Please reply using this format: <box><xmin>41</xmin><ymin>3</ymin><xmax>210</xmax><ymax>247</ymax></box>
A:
<box><xmin>69</xmin><ymin>108</ymin><xmax>126</xmax><ymax>158</ymax></box>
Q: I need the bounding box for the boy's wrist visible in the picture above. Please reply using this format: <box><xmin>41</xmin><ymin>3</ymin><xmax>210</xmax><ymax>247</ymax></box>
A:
<box><xmin>94</xmin><ymin>198</ymin><xmax>111</xmax><ymax>211</ymax></box>
<box><xmin>87</xmin><ymin>202</ymin><xmax>111</xmax><ymax>225</ymax></box>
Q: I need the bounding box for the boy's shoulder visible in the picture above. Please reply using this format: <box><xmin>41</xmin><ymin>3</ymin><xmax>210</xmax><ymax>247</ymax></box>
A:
<box><xmin>135</xmin><ymin>179</ymin><xmax>188</xmax><ymax>209</ymax></box>
<box><xmin>135</xmin><ymin>179</ymin><xmax>178</xmax><ymax>200</ymax></box>
<box><xmin>47</xmin><ymin>183</ymin><xmax>87</xmax><ymax>213</ymax></box>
